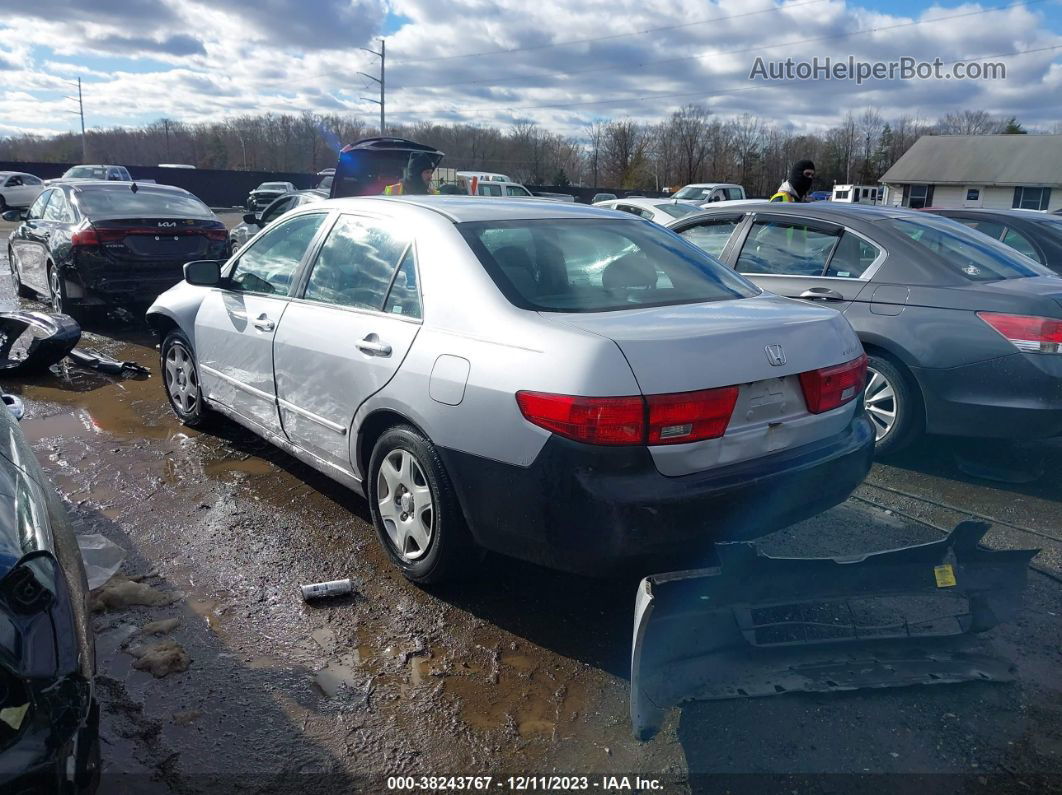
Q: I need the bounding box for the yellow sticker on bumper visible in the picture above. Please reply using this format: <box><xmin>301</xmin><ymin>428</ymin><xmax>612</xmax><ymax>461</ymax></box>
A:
<box><xmin>934</xmin><ymin>564</ymin><xmax>957</xmax><ymax>588</ymax></box>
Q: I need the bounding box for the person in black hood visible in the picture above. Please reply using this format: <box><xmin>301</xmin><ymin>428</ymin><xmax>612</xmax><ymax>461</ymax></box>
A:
<box><xmin>770</xmin><ymin>159</ymin><xmax>816</xmax><ymax>202</ymax></box>
<box><xmin>384</xmin><ymin>152</ymin><xmax>438</xmax><ymax>195</ymax></box>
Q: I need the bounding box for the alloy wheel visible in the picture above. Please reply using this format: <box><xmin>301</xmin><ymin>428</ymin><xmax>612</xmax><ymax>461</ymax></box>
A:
<box><xmin>48</xmin><ymin>268</ymin><xmax>63</xmax><ymax>314</ymax></box>
<box><xmin>8</xmin><ymin>250</ymin><xmax>20</xmax><ymax>294</ymax></box>
<box><xmin>376</xmin><ymin>448</ymin><xmax>434</xmax><ymax>562</ymax></box>
<box><xmin>164</xmin><ymin>342</ymin><xmax>200</xmax><ymax>415</ymax></box>
<box><xmin>864</xmin><ymin>365</ymin><xmax>898</xmax><ymax>441</ymax></box>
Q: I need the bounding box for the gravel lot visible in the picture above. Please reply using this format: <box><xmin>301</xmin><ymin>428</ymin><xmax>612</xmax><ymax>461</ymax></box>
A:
<box><xmin>0</xmin><ymin>218</ymin><xmax>1059</xmax><ymax>793</ymax></box>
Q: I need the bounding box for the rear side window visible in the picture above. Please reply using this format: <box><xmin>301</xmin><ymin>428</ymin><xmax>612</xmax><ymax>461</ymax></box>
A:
<box><xmin>303</xmin><ymin>215</ymin><xmax>408</xmax><ymax>311</ymax></box>
<box><xmin>961</xmin><ymin>219</ymin><xmax>1005</xmax><ymax>239</ymax></box>
<box><xmin>736</xmin><ymin>220</ymin><xmax>840</xmax><ymax>276</ymax></box>
<box><xmin>1001</xmin><ymin>228</ymin><xmax>1042</xmax><ymax>263</ymax></box>
<box><xmin>882</xmin><ymin>217</ymin><xmax>1052</xmax><ymax>281</ymax></box>
<box><xmin>826</xmin><ymin>232</ymin><xmax>881</xmax><ymax>278</ymax></box>
<box><xmin>76</xmin><ymin>187</ymin><xmax>213</xmax><ymax>218</ymax></box>
<box><xmin>459</xmin><ymin>218</ymin><xmax>757</xmax><ymax>313</ymax></box>
<box><xmin>382</xmin><ymin>251</ymin><xmax>422</xmax><ymax>319</ymax></box>
<box><xmin>679</xmin><ymin>219</ymin><xmax>741</xmax><ymax>258</ymax></box>
<box><xmin>478</xmin><ymin>184</ymin><xmax>502</xmax><ymax>197</ymax></box>
<box><xmin>44</xmin><ymin>192</ymin><xmax>76</xmax><ymax>223</ymax></box>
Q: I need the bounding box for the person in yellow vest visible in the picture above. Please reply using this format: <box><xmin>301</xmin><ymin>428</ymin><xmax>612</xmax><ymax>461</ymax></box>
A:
<box><xmin>383</xmin><ymin>152</ymin><xmax>439</xmax><ymax>196</ymax></box>
<box><xmin>770</xmin><ymin>160</ymin><xmax>816</xmax><ymax>202</ymax></box>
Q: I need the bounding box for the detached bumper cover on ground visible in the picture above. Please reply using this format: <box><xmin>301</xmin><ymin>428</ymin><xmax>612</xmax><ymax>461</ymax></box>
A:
<box><xmin>630</xmin><ymin>521</ymin><xmax>1037</xmax><ymax>740</ymax></box>
<box><xmin>0</xmin><ymin>311</ymin><xmax>81</xmax><ymax>374</ymax></box>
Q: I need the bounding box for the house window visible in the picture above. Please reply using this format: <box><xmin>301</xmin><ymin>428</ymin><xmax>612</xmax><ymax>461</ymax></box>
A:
<box><xmin>1012</xmin><ymin>187</ymin><xmax>1051</xmax><ymax>211</ymax></box>
<box><xmin>904</xmin><ymin>184</ymin><xmax>934</xmax><ymax>209</ymax></box>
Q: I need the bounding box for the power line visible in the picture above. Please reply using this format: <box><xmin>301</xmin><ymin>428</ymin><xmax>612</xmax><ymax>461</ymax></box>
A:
<box><xmin>391</xmin><ymin>0</ymin><xmax>831</xmax><ymax>64</ymax></box>
<box><xmin>383</xmin><ymin>43</ymin><xmax>1062</xmax><ymax>117</ymax></box>
<box><xmin>394</xmin><ymin>0</ymin><xmax>1054</xmax><ymax>91</ymax></box>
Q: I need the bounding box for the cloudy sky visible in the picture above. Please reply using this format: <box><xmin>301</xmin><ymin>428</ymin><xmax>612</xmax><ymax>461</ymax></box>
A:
<box><xmin>0</xmin><ymin>0</ymin><xmax>1059</xmax><ymax>139</ymax></box>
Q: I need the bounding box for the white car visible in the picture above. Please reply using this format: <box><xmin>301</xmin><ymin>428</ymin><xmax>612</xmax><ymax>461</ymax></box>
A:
<box><xmin>593</xmin><ymin>197</ymin><xmax>703</xmax><ymax>224</ymax></box>
<box><xmin>0</xmin><ymin>172</ymin><xmax>45</xmax><ymax>211</ymax></box>
<box><xmin>146</xmin><ymin>197</ymin><xmax>874</xmax><ymax>583</ymax></box>
<box><xmin>672</xmin><ymin>182</ymin><xmax>747</xmax><ymax>204</ymax></box>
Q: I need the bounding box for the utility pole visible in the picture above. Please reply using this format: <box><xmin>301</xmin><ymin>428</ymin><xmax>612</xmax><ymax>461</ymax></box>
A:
<box><xmin>358</xmin><ymin>38</ymin><xmax>385</xmax><ymax>136</ymax></box>
<box><xmin>65</xmin><ymin>78</ymin><xmax>87</xmax><ymax>161</ymax></box>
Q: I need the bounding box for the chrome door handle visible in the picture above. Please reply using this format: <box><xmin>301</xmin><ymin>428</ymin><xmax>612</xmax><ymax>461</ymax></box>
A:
<box><xmin>253</xmin><ymin>313</ymin><xmax>275</xmax><ymax>332</ymax></box>
<box><xmin>798</xmin><ymin>288</ymin><xmax>844</xmax><ymax>301</ymax></box>
<box><xmin>356</xmin><ymin>337</ymin><xmax>392</xmax><ymax>356</ymax></box>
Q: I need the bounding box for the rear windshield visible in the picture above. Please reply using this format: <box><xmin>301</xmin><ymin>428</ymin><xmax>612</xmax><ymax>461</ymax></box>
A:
<box><xmin>655</xmin><ymin>202</ymin><xmax>701</xmax><ymax>218</ymax></box>
<box><xmin>459</xmin><ymin>218</ymin><xmax>759</xmax><ymax>313</ymax></box>
<box><xmin>75</xmin><ymin>187</ymin><xmax>213</xmax><ymax>218</ymax></box>
<box><xmin>881</xmin><ymin>216</ymin><xmax>1054</xmax><ymax>281</ymax></box>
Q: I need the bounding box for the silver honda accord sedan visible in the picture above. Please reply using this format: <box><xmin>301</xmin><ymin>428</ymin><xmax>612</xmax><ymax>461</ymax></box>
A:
<box><xmin>147</xmin><ymin>197</ymin><xmax>874</xmax><ymax>583</ymax></box>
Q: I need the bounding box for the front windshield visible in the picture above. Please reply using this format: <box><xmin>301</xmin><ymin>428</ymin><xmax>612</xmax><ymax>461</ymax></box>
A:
<box><xmin>881</xmin><ymin>216</ymin><xmax>1056</xmax><ymax>281</ymax></box>
<box><xmin>460</xmin><ymin>217</ymin><xmax>758</xmax><ymax>312</ymax></box>
<box><xmin>64</xmin><ymin>166</ymin><xmax>105</xmax><ymax>179</ymax></box>
<box><xmin>260</xmin><ymin>182</ymin><xmax>289</xmax><ymax>191</ymax></box>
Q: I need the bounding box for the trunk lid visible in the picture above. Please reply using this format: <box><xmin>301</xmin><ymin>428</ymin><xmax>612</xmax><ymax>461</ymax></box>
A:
<box><xmin>545</xmin><ymin>295</ymin><xmax>861</xmax><ymax>394</ymax></box>
<box><xmin>90</xmin><ymin>218</ymin><xmax>225</xmax><ymax>262</ymax></box>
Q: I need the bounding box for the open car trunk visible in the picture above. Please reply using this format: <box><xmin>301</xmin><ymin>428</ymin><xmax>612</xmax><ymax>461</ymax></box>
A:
<box><xmin>329</xmin><ymin>137</ymin><xmax>444</xmax><ymax>198</ymax></box>
<box><xmin>630</xmin><ymin>521</ymin><xmax>1036</xmax><ymax>740</ymax></box>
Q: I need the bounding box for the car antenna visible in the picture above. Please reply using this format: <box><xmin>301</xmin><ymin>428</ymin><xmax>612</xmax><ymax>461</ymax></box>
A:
<box><xmin>130</xmin><ymin>182</ymin><xmax>139</xmax><ymax>193</ymax></box>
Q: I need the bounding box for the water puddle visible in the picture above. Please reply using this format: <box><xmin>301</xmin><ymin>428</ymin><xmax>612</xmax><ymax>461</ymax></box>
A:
<box><xmin>188</xmin><ymin>598</ymin><xmax>222</xmax><ymax>631</ymax></box>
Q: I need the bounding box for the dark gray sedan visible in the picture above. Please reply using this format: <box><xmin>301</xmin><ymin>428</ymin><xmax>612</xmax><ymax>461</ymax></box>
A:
<box><xmin>924</xmin><ymin>208</ymin><xmax>1062</xmax><ymax>275</ymax></box>
<box><xmin>668</xmin><ymin>202</ymin><xmax>1062</xmax><ymax>455</ymax></box>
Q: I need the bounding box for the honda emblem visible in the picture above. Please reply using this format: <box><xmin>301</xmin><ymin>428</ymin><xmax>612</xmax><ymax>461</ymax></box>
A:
<box><xmin>765</xmin><ymin>344</ymin><xmax>786</xmax><ymax>366</ymax></box>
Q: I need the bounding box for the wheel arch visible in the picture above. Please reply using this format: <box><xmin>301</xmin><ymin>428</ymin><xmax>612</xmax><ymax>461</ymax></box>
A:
<box><xmin>355</xmin><ymin>408</ymin><xmax>433</xmax><ymax>483</ymax></box>
<box><xmin>859</xmin><ymin>337</ymin><xmax>927</xmax><ymax>435</ymax></box>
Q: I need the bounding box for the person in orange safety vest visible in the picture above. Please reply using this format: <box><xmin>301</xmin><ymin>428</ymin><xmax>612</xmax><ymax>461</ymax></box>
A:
<box><xmin>383</xmin><ymin>152</ymin><xmax>439</xmax><ymax>195</ymax></box>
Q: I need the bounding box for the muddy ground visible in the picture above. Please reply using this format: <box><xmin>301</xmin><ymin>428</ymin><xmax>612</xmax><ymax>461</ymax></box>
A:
<box><xmin>0</xmin><ymin>238</ymin><xmax>1059</xmax><ymax>793</ymax></box>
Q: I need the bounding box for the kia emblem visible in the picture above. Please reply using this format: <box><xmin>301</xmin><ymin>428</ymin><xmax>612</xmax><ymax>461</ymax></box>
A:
<box><xmin>765</xmin><ymin>344</ymin><xmax>786</xmax><ymax>366</ymax></box>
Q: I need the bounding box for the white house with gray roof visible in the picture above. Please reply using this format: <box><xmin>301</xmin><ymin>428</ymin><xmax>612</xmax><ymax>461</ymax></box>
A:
<box><xmin>880</xmin><ymin>134</ymin><xmax>1062</xmax><ymax>212</ymax></box>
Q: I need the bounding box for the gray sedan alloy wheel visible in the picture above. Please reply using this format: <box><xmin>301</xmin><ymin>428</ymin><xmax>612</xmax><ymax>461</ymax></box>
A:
<box><xmin>376</xmin><ymin>448</ymin><xmax>434</xmax><ymax>562</ymax></box>
<box><xmin>864</xmin><ymin>364</ymin><xmax>897</xmax><ymax>442</ymax></box>
<box><xmin>165</xmin><ymin>342</ymin><xmax>200</xmax><ymax>417</ymax></box>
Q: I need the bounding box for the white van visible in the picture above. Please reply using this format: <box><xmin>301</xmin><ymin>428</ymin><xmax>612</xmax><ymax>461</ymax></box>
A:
<box><xmin>832</xmin><ymin>184</ymin><xmax>880</xmax><ymax>204</ymax></box>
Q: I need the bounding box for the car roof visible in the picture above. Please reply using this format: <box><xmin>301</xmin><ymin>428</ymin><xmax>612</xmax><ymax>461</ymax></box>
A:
<box><xmin>676</xmin><ymin>201</ymin><xmax>921</xmax><ymax>224</ymax></box>
<box><xmin>601</xmin><ymin>197</ymin><xmax>689</xmax><ymax>209</ymax></box>
<box><xmin>680</xmin><ymin>183</ymin><xmax>741</xmax><ymax>189</ymax></box>
<box><xmin>63</xmin><ymin>180</ymin><xmax>192</xmax><ymax>195</ymax></box>
<box><xmin>316</xmin><ymin>196</ymin><xmax>623</xmax><ymax>223</ymax></box>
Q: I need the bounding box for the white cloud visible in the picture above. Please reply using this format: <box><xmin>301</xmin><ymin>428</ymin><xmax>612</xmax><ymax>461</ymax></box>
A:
<box><xmin>0</xmin><ymin>0</ymin><xmax>1058</xmax><ymax>139</ymax></box>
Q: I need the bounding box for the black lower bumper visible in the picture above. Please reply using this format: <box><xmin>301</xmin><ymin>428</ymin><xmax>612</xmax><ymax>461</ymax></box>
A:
<box><xmin>915</xmin><ymin>353</ymin><xmax>1062</xmax><ymax>439</ymax></box>
<box><xmin>440</xmin><ymin>413</ymin><xmax>876</xmax><ymax>576</ymax></box>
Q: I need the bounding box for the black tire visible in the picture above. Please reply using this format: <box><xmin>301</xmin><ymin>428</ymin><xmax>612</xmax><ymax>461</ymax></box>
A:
<box><xmin>864</xmin><ymin>352</ymin><xmax>922</xmax><ymax>457</ymax></box>
<box><xmin>160</xmin><ymin>329</ymin><xmax>211</xmax><ymax>427</ymax></box>
<box><xmin>0</xmin><ymin>195</ymin><xmax>7</xmax><ymax>212</ymax></box>
<box><xmin>8</xmin><ymin>247</ymin><xmax>33</xmax><ymax>298</ymax></box>
<box><xmin>368</xmin><ymin>424</ymin><xmax>473</xmax><ymax>584</ymax></box>
<box><xmin>47</xmin><ymin>263</ymin><xmax>85</xmax><ymax>323</ymax></box>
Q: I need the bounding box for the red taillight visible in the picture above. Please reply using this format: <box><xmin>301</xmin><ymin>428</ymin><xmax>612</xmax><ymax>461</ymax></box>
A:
<box><xmin>515</xmin><ymin>386</ymin><xmax>739</xmax><ymax>446</ymax></box>
<box><xmin>799</xmin><ymin>354</ymin><xmax>868</xmax><ymax>414</ymax></box>
<box><xmin>515</xmin><ymin>392</ymin><xmax>644</xmax><ymax>445</ymax></box>
<box><xmin>70</xmin><ymin>227</ymin><xmax>100</xmax><ymax>247</ymax></box>
<box><xmin>646</xmin><ymin>387</ymin><xmax>739</xmax><ymax>444</ymax></box>
<box><xmin>204</xmin><ymin>227</ymin><xmax>227</xmax><ymax>241</ymax></box>
<box><xmin>978</xmin><ymin>312</ymin><xmax>1062</xmax><ymax>354</ymax></box>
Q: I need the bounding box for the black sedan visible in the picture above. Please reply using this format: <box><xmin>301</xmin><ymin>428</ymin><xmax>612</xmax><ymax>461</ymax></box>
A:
<box><xmin>0</xmin><ymin>395</ymin><xmax>99</xmax><ymax>793</ymax></box>
<box><xmin>4</xmin><ymin>181</ymin><xmax>227</xmax><ymax>322</ymax></box>
<box><xmin>668</xmin><ymin>202</ymin><xmax>1062</xmax><ymax>455</ymax></box>
<box><xmin>227</xmin><ymin>188</ymin><xmax>325</xmax><ymax>254</ymax></box>
<box><xmin>924</xmin><ymin>208</ymin><xmax>1062</xmax><ymax>275</ymax></box>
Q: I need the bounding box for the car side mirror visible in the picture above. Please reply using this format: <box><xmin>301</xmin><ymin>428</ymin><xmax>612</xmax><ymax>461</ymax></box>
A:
<box><xmin>184</xmin><ymin>260</ymin><xmax>223</xmax><ymax>286</ymax></box>
<box><xmin>2</xmin><ymin>209</ymin><xmax>25</xmax><ymax>222</ymax></box>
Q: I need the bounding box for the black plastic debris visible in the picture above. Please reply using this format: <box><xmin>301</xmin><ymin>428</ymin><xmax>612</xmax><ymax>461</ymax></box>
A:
<box><xmin>630</xmin><ymin>521</ymin><xmax>1037</xmax><ymax>740</ymax></box>
<box><xmin>67</xmin><ymin>349</ymin><xmax>150</xmax><ymax>377</ymax></box>
<box><xmin>0</xmin><ymin>311</ymin><xmax>81</xmax><ymax>374</ymax></box>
